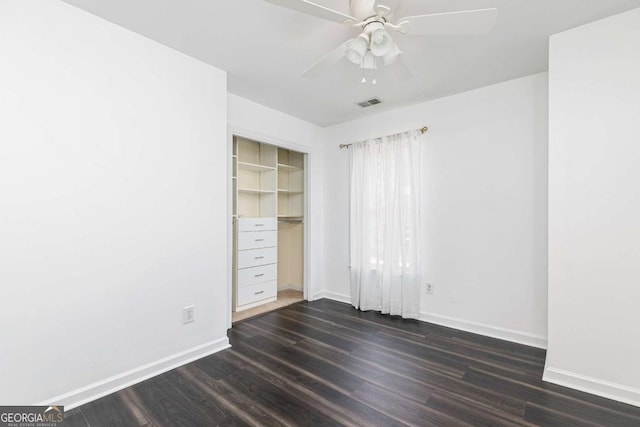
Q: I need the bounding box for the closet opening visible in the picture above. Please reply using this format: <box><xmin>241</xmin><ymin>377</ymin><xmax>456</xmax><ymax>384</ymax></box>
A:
<box><xmin>230</xmin><ymin>135</ymin><xmax>307</xmax><ymax>324</ymax></box>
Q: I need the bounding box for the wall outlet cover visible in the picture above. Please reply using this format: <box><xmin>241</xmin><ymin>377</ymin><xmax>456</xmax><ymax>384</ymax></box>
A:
<box><xmin>183</xmin><ymin>306</ymin><xmax>195</xmax><ymax>324</ymax></box>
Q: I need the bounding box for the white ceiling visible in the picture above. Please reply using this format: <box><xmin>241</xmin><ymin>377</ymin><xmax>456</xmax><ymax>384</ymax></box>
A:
<box><xmin>62</xmin><ymin>0</ymin><xmax>640</xmax><ymax>126</ymax></box>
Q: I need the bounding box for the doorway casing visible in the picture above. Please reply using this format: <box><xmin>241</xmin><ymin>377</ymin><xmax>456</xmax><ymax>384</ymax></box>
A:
<box><xmin>226</xmin><ymin>126</ymin><xmax>313</xmax><ymax>328</ymax></box>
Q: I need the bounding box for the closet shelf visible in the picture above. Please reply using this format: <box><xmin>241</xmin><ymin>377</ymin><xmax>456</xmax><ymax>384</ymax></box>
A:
<box><xmin>277</xmin><ymin>189</ymin><xmax>303</xmax><ymax>194</ymax></box>
<box><xmin>237</xmin><ymin>188</ymin><xmax>276</xmax><ymax>194</ymax></box>
<box><xmin>277</xmin><ymin>163</ymin><xmax>302</xmax><ymax>171</ymax></box>
<box><xmin>277</xmin><ymin>214</ymin><xmax>303</xmax><ymax>220</ymax></box>
<box><xmin>238</xmin><ymin>161</ymin><xmax>276</xmax><ymax>172</ymax></box>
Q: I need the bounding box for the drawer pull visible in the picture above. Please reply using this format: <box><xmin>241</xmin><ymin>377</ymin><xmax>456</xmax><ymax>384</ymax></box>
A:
<box><xmin>254</xmin><ymin>290</ymin><xmax>265</xmax><ymax>295</ymax></box>
<box><xmin>255</xmin><ymin>223</ymin><xmax>264</xmax><ymax>226</ymax></box>
<box><xmin>255</xmin><ymin>256</ymin><xmax>264</xmax><ymax>259</ymax></box>
<box><xmin>254</xmin><ymin>273</ymin><xmax>264</xmax><ymax>277</ymax></box>
<box><xmin>255</xmin><ymin>239</ymin><xmax>264</xmax><ymax>242</ymax></box>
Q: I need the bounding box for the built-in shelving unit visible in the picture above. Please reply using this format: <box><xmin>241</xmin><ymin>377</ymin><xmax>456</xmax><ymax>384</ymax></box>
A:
<box><xmin>232</xmin><ymin>137</ymin><xmax>305</xmax><ymax>313</ymax></box>
<box><xmin>233</xmin><ymin>138</ymin><xmax>277</xmax><ymax>219</ymax></box>
<box><xmin>276</xmin><ymin>148</ymin><xmax>304</xmax><ymax>219</ymax></box>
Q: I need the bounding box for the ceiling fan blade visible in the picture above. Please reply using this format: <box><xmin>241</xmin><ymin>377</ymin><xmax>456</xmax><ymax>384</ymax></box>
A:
<box><xmin>386</xmin><ymin>56</ymin><xmax>412</xmax><ymax>83</ymax></box>
<box><xmin>400</xmin><ymin>8</ymin><xmax>498</xmax><ymax>36</ymax></box>
<box><xmin>301</xmin><ymin>40</ymin><xmax>350</xmax><ymax>78</ymax></box>
<box><xmin>265</xmin><ymin>0</ymin><xmax>356</xmax><ymax>25</ymax></box>
<box><xmin>376</xmin><ymin>0</ymin><xmax>399</xmax><ymax>14</ymax></box>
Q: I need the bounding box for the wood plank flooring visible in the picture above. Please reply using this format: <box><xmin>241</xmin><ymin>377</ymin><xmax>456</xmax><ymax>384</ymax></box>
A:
<box><xmin>66</xmin><ymin>299</ymin><xmax>640</xmax><ymax>426</ymax></box>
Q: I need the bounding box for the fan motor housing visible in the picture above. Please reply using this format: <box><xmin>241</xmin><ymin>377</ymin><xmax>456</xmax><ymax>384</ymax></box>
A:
<box><xmin>350</xmin><ymin>0</ymin><xmax>377</xmax><ymax>21</ymax></box>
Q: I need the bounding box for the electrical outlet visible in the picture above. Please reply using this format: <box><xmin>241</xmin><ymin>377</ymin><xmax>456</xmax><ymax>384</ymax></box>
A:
<box><xmin>425</xmin><ymin>283</ymin><xmax>434</xmax><ymax>295</ymax></box>
<box><xmin>183</xmin><ymin>306</ymin><xmax>195</xmax><ymax>324</ymax></box>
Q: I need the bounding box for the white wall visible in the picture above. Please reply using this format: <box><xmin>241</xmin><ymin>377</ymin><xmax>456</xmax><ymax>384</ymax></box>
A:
<box><xmin>546</xmin><ymin>7</ymin><xmax>640</xmax><ymax>406</ymax></box>
<box><xmin>323</xmin><ymin>73</ymin><xmax>549</xmax><ymax>347</ymax></box>
<box><xmin>227</xmin><ymin>94</ymin><xmax>325</xmax><ymax>305</ymax></box>
<box><xmin>0</xmin><ymin>0</ymin><xmax>228</xmax><ymax>407</ymax></box>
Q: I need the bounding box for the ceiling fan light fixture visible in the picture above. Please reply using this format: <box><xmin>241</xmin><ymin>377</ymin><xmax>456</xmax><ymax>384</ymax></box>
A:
<box><xmin>382</xmin><ymin>43</ymin><xmax>402</xmax><ymax>66</ymax></box>
<box><xmin>369</xmin><ymin>28</ymin><xmax>393</xmax><ymax>57</ymax></box>
<box><xmin>345</xmin><ymin>32</ymin><xmax>369</xmax><ymax>64</ymax></box>
<box><xmin>346</xmin><ymin>48</ymin><xmax>362</xmax><ymax>65</ymax></box>
<box><xmin>362</xmin><ymin>51</ymin><xmax>377</xmax><ymax>70</ymax></box>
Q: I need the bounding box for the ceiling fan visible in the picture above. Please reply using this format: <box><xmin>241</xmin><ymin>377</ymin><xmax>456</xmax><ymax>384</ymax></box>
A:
<box><xmin>265</xmin><ymin>0</ymin><xmax>498</xmax><ymax>83</ymax></box>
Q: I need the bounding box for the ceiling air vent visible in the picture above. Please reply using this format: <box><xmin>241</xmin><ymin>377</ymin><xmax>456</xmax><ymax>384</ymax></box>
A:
<box><xmin>357</xmin><ymin>98</ymin><xmax>382</xmax><ymax>108</ymax></box>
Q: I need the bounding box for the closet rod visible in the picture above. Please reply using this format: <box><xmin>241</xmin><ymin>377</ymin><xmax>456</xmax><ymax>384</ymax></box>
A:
<box><xmin>339</xmin><ymin>126</ymin><xmax>429</xmax><ymax>149</ymax></box>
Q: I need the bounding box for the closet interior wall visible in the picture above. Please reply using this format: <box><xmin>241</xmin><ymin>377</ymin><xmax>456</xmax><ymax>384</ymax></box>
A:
<box><xmin>277</xmin><ymin>148</ymin><xmax>304</xmax><ymax>291</ymax></box>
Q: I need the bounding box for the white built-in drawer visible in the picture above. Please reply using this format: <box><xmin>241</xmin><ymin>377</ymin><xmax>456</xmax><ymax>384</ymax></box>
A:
<box><xmin>237</xmin><ymin>280</ymin><xmax>277</xmax><ymax>306</ymax></box>
<box><xmin>238</xmin><ymin>247</ymin><xmax>278</xmax><ymax>269</ymax></box>
<box><xmin>237</xmin><ymin>230</ymin><xmax>277</xmax><ymax>250</ymax></box>
<box><xmin>237</xmin><ymin>264</ymin><xmax>277</xmax><ymax>288</ymax></box>
<box><xmin>238</xmin><ymin>217</ymin><xmax>277</xmax><ymax>232</ymax></box>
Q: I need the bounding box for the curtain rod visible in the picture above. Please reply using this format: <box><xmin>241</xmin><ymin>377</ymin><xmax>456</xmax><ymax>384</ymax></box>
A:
<box><xmin>339</xmin><ymin>126</ymin><xmax>429</xmax><ymax>149</ymax></box>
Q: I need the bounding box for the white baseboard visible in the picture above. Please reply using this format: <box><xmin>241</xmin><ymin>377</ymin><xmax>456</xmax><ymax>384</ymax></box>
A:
<box><xmin>313</xmin><ymin>290</ymin><xmax>351</xmax><ymax>304</ymax></box>
<box><xmin>39</xmin><ymin>337</ymin><xmax>230</xmax><ymax>410</ymax></box>
<box><xmin>544</xmin><ymin>367</ymin><xmax>640</xmax><ymax>408</ymax></box>
<box><xmin>419</xmin><ymin>311</ymin><xmax>547</xmax><ymax>349</ymax></box>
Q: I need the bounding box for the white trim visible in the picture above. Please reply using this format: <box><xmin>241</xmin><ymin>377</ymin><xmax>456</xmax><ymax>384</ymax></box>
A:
<box><xmin>227</xmin><ymin>128</ymin><xmax>234</xmax><ymax>329</ymax></box>
<box><xmin>314</xmin><ymin>291</ymin><xmax>352</xmax><ymax>304</ymax></box>
<box><xmin>303</xmin><ymin>154</ymin><xmax>310</xmax><ymax>302</ymax></box>
<box><xmin>543</xmin><ymin>367</ymin><xmax>640</xmax><ymax>408</ymax></box>
<box><xmin>228</xmin><ymin>126</ymin><xmax>315</xmax><ymax>155</ymax></box>
<box><xmin>39</xmin><ymin>337</ymin><xmax>230</xmax><ymax>410</ymax></box>
<box><xmin>419</xmin><ymin>311</ymin><xmax>547</xmax><ymax>349</ymax></box>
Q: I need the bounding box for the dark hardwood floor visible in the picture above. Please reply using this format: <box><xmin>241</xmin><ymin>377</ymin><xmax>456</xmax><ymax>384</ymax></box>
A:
<box><xmin>65</xmin><ymin>299</ymin><xmax>640</xmax><ymax>426</ymax></box>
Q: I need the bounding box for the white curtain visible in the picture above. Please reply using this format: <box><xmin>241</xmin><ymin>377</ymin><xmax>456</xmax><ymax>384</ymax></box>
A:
<box><xmin>350</xmin><ymin>130</ymin><xmax>422</xmax><ymax>319</ymax></box>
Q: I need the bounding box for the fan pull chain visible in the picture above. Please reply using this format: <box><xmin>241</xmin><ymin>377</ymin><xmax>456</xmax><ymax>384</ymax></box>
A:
<box><xmin>372</xmin><ymin>59</ymin><xmax>377</xmax><ymax>85</ymax></box>
<box><xmin>359</xmin><ymin>52</ymin><xmax>378</xmax><ymax>85</ymax></box>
